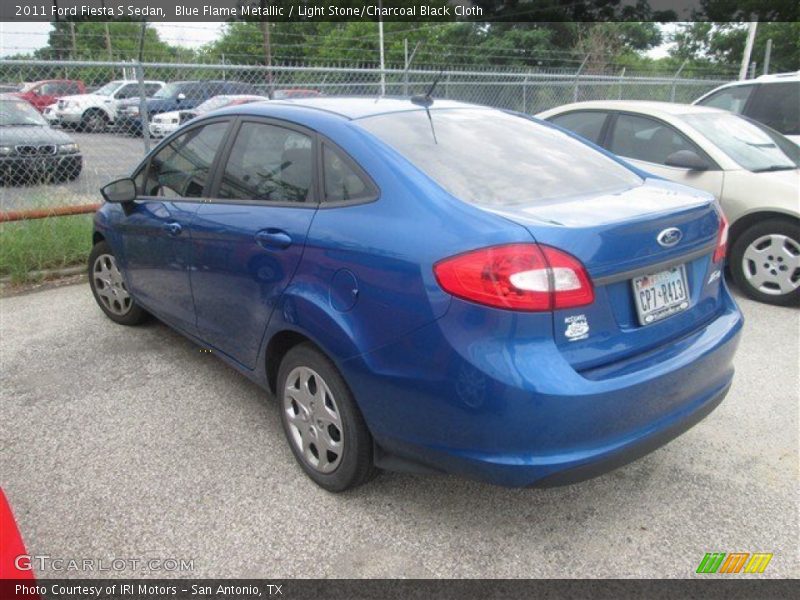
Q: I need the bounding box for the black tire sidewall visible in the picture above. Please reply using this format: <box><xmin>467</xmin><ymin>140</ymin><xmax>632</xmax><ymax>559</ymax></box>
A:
<box><xmin>277</xmin><ymin>343</ymin><xmax>376</xmax><ymax>492</ymax></box>
<box><xmin>730</xmin><ymin>218</ymin><xmax>800</xmax><ymax>307</ymax></box>
<box><xmin>88</xmin><ymin>240</ymin><xmax>147</xmax><ymax>325</ymax></box>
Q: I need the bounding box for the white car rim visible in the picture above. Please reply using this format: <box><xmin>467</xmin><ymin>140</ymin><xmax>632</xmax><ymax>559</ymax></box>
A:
<box><xmin>283</xmin><ymin>366</ymin><xmax>344</xmax><ymax>474</ymax></box>
<box><xmin>93</xmin><ymin>254</ymin><xmax>132</xmax><ymax>315</ymax></box>
<box><xmin>742</xmin><ymin>233</ymin><xmax>800</xmax><ymax>296</ymax></box>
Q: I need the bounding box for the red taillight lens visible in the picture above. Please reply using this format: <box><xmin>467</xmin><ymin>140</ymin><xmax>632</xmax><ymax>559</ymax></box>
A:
<box><xmin>433</xmin><ymin>243</ymin><xmax>594</xmax><ymax>311</ymax></box>
<box><xmin>713</xmin><ymin>211</ymin><xmax>729</xmax><ymax>263</ymax></box>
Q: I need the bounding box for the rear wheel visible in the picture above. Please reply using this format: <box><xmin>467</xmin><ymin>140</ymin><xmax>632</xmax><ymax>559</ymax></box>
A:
<box><xmin>80</xmin><ymin>109</ymin><xmax>108</xmax><ymax>133</ymax></box>
<box><xmin>278</xmin><ymin>343</ymin><xmax>378</xmax><ymax>492</ymax></box>
<box><xmin>88</xmin><ymin>241</ymin><xmax>148</xmax><ymax>325</ymax></box>
<box><xmin>730</xmin><ymin>218</ymin><xmax>800</xmax><ymax>306</ymax></box>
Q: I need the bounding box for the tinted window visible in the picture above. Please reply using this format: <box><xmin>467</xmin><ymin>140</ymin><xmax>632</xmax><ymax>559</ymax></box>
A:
<box><xmin>696</xmin><ymin>84</ymin><xmax>754</xmax><ymax>113</ymax></box>
<box><xmin>144</xmin><ymin>83</ymin><xmax>161</xmax><ymax>97</ymax></box>
<box><xmin>746</xmin><ymin>82</ymin><xmax>800</xmax><ymax>136</ymax></box>
<box><xmin>142</xmin><ymin>121</ymin><xmax>228</xmax><ymax>198</ymax></box>
<box><xmin>66</xmin><ymin>82</ymin><xmax>81</xmax><ymax>94</ymax></box>
<box><xmin>39</xmin><ymin>83</ymin><xmax>59</xmax><ymax>95</ymax></box>
<box><xmin>609</xmin><ymin>114</ymin><xmax>698</xmax><ymax>165</ymax></box>
<box><xmin>322</xmin><ymin>145</ymin><xmax>372</xmax><ymax>202</ymax></box>
<box><xmin>218</xmin><ymin>122</ymin><xmax>313</xmax><ymax>203</ymax></box>
<box><xmin>358</xmin><ymin>109</ymin><xmax>641</xmax><ymax>207</ymax></box>
<box><xmin>115</xmin><ymin>83</ymin><xmax>138</xmax><ymax>99</ymax></box>
<box><xmin>548</xmin><ymin>111</ymin><xmax>608</xmax><ymax>144</ymax></box>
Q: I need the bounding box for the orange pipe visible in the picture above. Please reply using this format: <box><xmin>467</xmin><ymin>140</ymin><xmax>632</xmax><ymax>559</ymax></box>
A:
<box><xmin>0</xmin><ymin>203</ymin><xmax>101</xmax><ymax>223</ymax></box>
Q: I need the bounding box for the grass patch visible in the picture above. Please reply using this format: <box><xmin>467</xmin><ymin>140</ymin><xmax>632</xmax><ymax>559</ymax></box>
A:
<box><xmin>0</xmin><ymin>214</ymin><xmax>93</xmax><ymax>282</ymax></box>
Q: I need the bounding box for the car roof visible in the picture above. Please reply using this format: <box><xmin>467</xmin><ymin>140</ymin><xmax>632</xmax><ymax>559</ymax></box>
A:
<box><xmin>538</xmin><ymin>100</ymin><xmax>729</xmax><ymax>119</ymax></box>
<box><xmin>222</xmin><ymin>96</ymin><xmax>488</xmax><ymax>120</ymax></box>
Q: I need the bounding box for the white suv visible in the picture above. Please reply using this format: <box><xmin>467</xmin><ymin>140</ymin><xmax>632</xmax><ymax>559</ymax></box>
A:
<box><xmin>693</xmin><ymin>72</ymin><xmax>800</xmax><ymax>145</ymax></box>
<box><xmin>55</xmin><ymin>79</ymin><xmax>164</xmax><ymax>132</ymax></box>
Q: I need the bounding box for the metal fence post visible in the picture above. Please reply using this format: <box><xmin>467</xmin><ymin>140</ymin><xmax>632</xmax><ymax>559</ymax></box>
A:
<box><xmin>522</xmin><ymin>72</ymin><xmax>529</xmax><ymax>113</ymax></box>
<box><xmin>670</xmin><ymin>59</ymin><xmax>688</xmax><ymax>103</ymax></box>
<box><xmin>135</xmin><ymin>62</ymin><xmax>151</xmax><ymax>154</ymax></box>
<box><xmin>617</xmin><ymin>67</ymin><xmax>626</xmax><ymax>100</ymax></box>
<box><xmin>573</xmin><ymin>55</ymin><xmax>589</xmax><ymax>103</ymax></box>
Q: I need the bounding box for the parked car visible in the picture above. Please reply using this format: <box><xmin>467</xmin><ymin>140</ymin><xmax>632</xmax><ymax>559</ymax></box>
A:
<box><xmin>693</xmin><ymin>72</ymin><xmax>800</xmax><ymax>145</ymax></box>
<box><xmin>149</xmin><ymin>94</ymin><xmax>267</xmax><ymax>138</ymax></box>
<box><xmin>91</xmin><ymin>98</ymin><xmax>742</xmax><ymax>491</ymax></box>
<box><xmin>55</xmin><ymin>79</ymin><xmax>165</xmax><ymax>132</ymax></box>
<box><xmin>537</xmin><ymin>101</ymin><xmax>800</xmax><ymax>306</ymax></box>
<box><xmin>253</xmin><ymin>86</ymin><xmax>322</xmax><ymax>99</ymax></box>
<box><xmin>116</xmin><ymin>80</ymin><xmax>256</xmax><ymax>135</ymax></box>
<box><xmin>0</xmin><ymin>95</ymin><xmax>82</xmax><ymax>183</ymax></box>
<box><xmin>12</xmin><ymin>79</ymin><xmax>85</xmax><ymax>112</ymax></box>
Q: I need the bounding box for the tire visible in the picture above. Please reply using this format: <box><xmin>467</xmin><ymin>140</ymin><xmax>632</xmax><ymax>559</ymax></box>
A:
<box><xmin>730</xmin><ymin>218</ymin><xmax>800</xmax><ymax>307</ymax></box>
<box><xmin>88</xmin><ymin>241</ymin><xmax>148</xmax><ymax>325</ymax></box>
<box><xmin>80</xmin><ymin>109</ymin><xmax>108</xmax><ymax>133</ymax></box>
<box><xmin>278</xmin><ymin>343</ymin><xmax>379</xmax><ymax>492</ymax></box>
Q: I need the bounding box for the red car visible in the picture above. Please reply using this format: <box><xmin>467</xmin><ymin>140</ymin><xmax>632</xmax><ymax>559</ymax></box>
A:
<box><xmin>14</xmin><ymin>79</ymin><xmax>85</xmax><ymax>112</ymax></box>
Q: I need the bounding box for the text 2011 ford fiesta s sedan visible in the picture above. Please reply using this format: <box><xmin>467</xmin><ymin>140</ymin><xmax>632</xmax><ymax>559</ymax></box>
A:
<box><xmin>89</xmin><ymin>98</ymin><xmax>743</xmax><ymax>491</ymax></box>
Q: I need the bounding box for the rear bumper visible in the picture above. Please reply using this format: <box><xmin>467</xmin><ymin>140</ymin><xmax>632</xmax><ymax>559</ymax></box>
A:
<box><xmin>342</xmin><ymin>286</ymin><xmax>743</xmax><ymax>487</ymax></box>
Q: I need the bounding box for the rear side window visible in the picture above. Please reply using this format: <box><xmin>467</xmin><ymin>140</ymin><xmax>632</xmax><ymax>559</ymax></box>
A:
<box><xmin>218</xmin><ymin>122</ymin><xmax>313</xmax><ymax>203</ymax></box>
<box><xmin>357</xmin><ymin>109</ymin><xmax>641</xmax><ymax>207</ymax></box>
<box><xmin>696</xmin><ymin>84</ymin><xmax>754</xmax><ymax>113</ymax></box>
<box><xmin>322</xmin><ymin>145</ymin><xmax>373</xmax><ymax>203</ymax></box>
<box><xmin>548</xmin><ymin>111</ymin><xmax>608</xmax><ymax>144</ymax></box>
<box><xmin>746</xmin><ymin>82</ymin><xmax>800</xmax><ymax>136</ymax></box>
<box><xmin>608</xmin><ymin>114</ymin><xmax>698</xmax><ymax>165</ymax></box>
<box><xmin>142</xmin><ymin>121</ymin><xmax>228</xmax><ymax>198</ymax></box>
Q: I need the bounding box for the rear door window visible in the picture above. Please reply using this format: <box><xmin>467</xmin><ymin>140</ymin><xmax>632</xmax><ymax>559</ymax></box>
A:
<box><xmin>217</xmin><ymin>122</ymin><xmax>314</xmax><ymax>203</ymax></box>
<box><xmin>745</xmin><ymin>81</ymin><xmax>800</xmax><ymax>136</ymax></box>
<box><xmin>547</xmin><ymin>111</ymin><xmax>609</xmax><ymax>144</ymax></box>
<box><xmin>608</xmin><ymin>113</ymin><xmax>699</xmax><ymax>165</ymax></box>
<box><xmin>696</xmin><ymin>84</ymin><xmax>755</xmax><ymax>114</ymax></box>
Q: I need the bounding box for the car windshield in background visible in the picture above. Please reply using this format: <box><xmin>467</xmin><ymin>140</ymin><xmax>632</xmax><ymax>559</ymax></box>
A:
<box><xmin>0</xmin><ymin>99</ymin><xmax>47</xmax><ymax>126</ymax></box>
<box><xmin>682</xmin><ymin>113</ymin><xmax>800</xmax><ymax>172</ymax></box>
<box><xmin>357</xmin><ymin>108</ymin><xmax>642</xmax><ymax>206</ymax></box>
<box><xmin>195</xmin><ymin>96</ymin><xmax>233</xmax><ymax>113</ymax></box>
<box><xmin>93</xmin><ymin>81</ymin><xmax>124</xmax><ymax>96</ymax></box>
<box><xmin>153</xmin><ymin>83</ymin><xmax>180</xmax><ymax>99</ymax></box>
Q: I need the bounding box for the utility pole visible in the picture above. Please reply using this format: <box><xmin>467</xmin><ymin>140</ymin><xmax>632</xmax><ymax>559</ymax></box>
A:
<box><xmin>101</xmin><ymin>1</ymin><xmax>112</xmax><ymax>60</ymax></box>
<box><xmin>68</xmin><ymin>21</ymin><xmax>77</xmax><ymax>59</ymax></box>
<box><xmin>763</xmin><ymin>39</ymin><xmax>772</xmax><ymax>75</ymax></box>
<box><xmin>739</xmin><ymin>22</ymin><xmax>758</xmax><ymax>81</ymax></box>
<box><xmin>378</xmin><ymin>0</ymin><xmax>386</xmax><ymax>96</ymax></box>
<box><xmin>260</xmin><ymin>0</ymin><xmax>272</xmax><ymax>88</ymax></box>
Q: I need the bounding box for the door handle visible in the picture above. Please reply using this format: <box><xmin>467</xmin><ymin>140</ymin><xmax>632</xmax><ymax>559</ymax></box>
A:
<box><xmin>164</xmin><ymin>221</ymin><xmax>182</xmax><ymax>236</ymax></box>
<box><xmin>255</xmin><ymin>229</ymin><xmax>292</xmax><ymax>249</ymax></box>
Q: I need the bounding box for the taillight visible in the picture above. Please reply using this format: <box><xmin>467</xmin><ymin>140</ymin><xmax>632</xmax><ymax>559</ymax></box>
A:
<box><xmin>433</xmin><ymin>243</ymin><xmax>594</xmax><ymax>311</ymax></box>
<box><xmin>713</xmin><ymin>211</ymin><xmax>729</xmax><ymax>263</ymax></box>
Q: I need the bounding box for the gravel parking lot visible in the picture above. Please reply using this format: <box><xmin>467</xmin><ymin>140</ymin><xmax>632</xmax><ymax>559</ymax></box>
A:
<box><xmin>0</xmin><ymin>132</ymin><xmax>146</xmax><ymax>211</ymax></box>
<box><xmin>0</xmin><ymin>282</ymin><xmax>797</xmax><ymax>579</ymax></box>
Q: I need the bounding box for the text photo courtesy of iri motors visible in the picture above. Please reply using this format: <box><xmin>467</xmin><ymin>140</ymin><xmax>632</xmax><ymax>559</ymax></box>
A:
<box><xmin>0</xmin><ymin>2</ymin><xmax>798</xmax><ymax>598</ymax></box>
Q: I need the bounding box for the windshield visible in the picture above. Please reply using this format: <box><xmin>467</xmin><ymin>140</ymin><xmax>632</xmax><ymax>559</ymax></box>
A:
<box><xmin>19</xmin><ymin>82</ymin><xmax>38</xmax><ymax>93</ymax></box>
<box><xmin>153</xmin><ymin>83</ymin><xmax>181</xmax><ymax>99</ymax></box>
<box><xmin>0</xmin><ymin>99</ymin><xmax>47</xmax><ymax>126</ymax></box>
<box><xmin>358</xmin><ymin>108</ymin><xmax>642</xmax><ymax>206</ymax></box>
<box><xmin>195</xmin><ymin>96</ymin><xmax>232</xmax><ymax>113</ymax></box>
<box><xmin>94</xmin><ymin>81</ymin><xmax>124</xmax><ymax>97</ymax></box>
<box><xmin>682</xmin><ymin>113</ymin><xmax>799</xmax><ymax>172</ymax></box>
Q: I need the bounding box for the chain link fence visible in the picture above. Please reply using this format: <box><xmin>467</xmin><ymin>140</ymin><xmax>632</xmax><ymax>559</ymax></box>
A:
<box><xmin>0</xmin><ymin>58</ymin><xmax>731</xmax><ymax>281</ymax></box>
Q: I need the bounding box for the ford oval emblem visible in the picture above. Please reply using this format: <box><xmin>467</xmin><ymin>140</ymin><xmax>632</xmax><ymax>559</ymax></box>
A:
<box><xmin>657</xmin><ymin>227</ymin><xmax>682</xmax><ymax>248</ymax></box>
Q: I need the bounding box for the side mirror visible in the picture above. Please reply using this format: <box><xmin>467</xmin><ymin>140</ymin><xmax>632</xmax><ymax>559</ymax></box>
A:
<box><xmin>665</xmin><ymin>150</ymin><xmax>710</xmax><ymax>171</ymax></box>
<box><xmin>176</xmin><ymin>92</ymin><xmax>186</xmax><ymax>102</ymax></box>
<box><xmin>101</xmin><ymin>178</ymin><xmax>136</xmax><ymax>203</ymax></box>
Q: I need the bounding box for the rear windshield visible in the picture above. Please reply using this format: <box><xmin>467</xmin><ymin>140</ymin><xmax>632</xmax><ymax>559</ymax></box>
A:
<box><xmin>357</xmin><ymin>108</ymin><xmax>642</xmax><ymax>206</ymax></box>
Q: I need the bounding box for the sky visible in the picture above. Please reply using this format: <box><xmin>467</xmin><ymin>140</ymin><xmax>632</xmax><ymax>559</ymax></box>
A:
<box><xmin>0</xmin><ymin>21</ymin><xmax>675</xmax><ymax>60</ymax></box>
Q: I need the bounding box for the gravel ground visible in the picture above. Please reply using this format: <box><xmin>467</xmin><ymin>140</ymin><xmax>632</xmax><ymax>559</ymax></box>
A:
<box><xmin>0</xmin><ymin>282</ymin><xmax>797</xmax><ymax>579</ymax></box>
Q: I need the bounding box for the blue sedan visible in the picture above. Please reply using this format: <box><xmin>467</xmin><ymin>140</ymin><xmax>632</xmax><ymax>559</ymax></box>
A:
<box><xmin>90</xmin><ymin>98</ymin><xmax>743</xmax><ymax>491</ymax></box>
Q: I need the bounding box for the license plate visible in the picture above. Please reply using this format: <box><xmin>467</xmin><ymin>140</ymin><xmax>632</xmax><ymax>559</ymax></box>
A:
<box><xmin>632</xmin><ymin>265</ymin><xmax>690</xmax><ymax>325</ymax></box>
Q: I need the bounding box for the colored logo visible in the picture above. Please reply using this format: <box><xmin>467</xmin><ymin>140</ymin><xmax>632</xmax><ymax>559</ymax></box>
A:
<box><xmin>657</xmin><ymin>227</ymin><xmax>683</xmax><ymax>247</ymax></box>
<box><xmin>696</xmin><ymin>552</ymin><xmax>773</xmax><ymax>574</ymax></box>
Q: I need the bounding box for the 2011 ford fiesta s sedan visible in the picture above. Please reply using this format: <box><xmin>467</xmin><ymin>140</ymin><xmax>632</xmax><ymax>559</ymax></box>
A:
<box><xmin>90</xmin><ymin>97</ymin><xmax>743</xmax><ymax>491</ymax></box>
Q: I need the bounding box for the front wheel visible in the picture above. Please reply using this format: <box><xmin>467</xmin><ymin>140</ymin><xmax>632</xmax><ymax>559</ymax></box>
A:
<box><xmin>80</xmin><ymin>109</ymin><xmax>108</xmax><ymax>133</ymax></box>
<box><xmin>730</xmin><ymin>218</ymin><xmax>800</xmax><ymax>306</ymax></box>
<box><xmin>88</xmin><ymin>241</ymin><xmax>148</xmax><ymax>325</ymax></box>
<box><xmin>278</xmin><ymin>343</ymin><xmax>379</xmax><ymax>492</ymax></box>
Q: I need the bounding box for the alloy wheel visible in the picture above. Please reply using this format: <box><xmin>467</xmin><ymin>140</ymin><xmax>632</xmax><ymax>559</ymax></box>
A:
<box><xmin>741</xmin><ymin>233</ymin><xmax>800</xmax><ymax>296</ymax></box>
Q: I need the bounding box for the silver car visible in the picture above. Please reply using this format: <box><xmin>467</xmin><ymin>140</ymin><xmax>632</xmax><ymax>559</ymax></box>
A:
<box><xmin>537</xmin><ymin>101</ymin><xmax>800</xmax><ymax>306</ymax></box>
